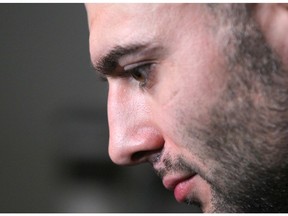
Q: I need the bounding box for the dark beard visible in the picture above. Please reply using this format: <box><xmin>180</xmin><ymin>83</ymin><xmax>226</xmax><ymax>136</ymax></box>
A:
<box><xmin>198</xmin><ymin>4</ymin><xmax>288</xmax><ymax>212</ymax></box>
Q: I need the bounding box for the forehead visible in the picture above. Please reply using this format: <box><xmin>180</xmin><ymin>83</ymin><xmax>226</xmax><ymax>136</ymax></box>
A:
<box><xmin>86</xmin><ymin>4</ymin><xmax>174</xmax><ymax>29</ymax></box>
<box><xmin>86</xmin><ymin>4</ymin><xmax>205</xmax><ymax>64</ymax></box>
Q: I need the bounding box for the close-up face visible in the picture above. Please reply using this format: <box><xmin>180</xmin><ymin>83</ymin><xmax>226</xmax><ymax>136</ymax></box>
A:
<box><xmin>86</xmin><ymin>4</ymin><xmax>288</xmax><ymax>213</ymax></box>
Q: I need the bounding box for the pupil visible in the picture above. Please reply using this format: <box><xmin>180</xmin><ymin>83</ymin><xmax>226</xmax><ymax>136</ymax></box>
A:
<box><xmin>133</xmin><ymin>71</ymin><xmax>143</xmax><ymax>80</ymax></box>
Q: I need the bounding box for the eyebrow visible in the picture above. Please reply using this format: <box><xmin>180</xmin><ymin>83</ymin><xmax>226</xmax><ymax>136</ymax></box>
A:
<box><xmin>92</xmin><ymin>44</ymin><xmax>149</xmax><ymax>77</ymax></box>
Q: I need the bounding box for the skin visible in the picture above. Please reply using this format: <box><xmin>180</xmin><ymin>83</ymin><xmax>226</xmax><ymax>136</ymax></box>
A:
<box><xmin>86</xmin><ymin>4</ymin><xmax>288</xmax><ymax>212</ymax></box>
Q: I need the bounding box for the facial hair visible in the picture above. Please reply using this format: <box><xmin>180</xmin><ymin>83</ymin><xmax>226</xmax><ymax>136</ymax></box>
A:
<box><xmin>152</xmin><ymin>4</ymin><xmax>288</xmax><ymax>212</ymax></box>
<box><xmin>193</xmin><ymin>4</ymin><xmax>288</xmax><ymax>212</ymax></box>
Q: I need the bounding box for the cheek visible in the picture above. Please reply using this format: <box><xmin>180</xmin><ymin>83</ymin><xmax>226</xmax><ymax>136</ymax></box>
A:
<box><xmin>152</xmin><ymin>49</ymin><xmax>228</xmax><ymax>157</ymax></box>
<box><xmin>156</xmin><ymin>35</ymin><xmax>227</xmax><ymax>120</ymax></box>
<box><xmin>155</xmin><ymin>62</ymin><xmax>226</xmax><ymax>128</ymax></box>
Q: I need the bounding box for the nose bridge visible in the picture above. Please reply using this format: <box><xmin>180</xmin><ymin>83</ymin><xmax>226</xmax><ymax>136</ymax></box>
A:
<box><xmin>107</xmin><ymin>81</ymin><xmax>164</xmax><ymax>165</ymax></box>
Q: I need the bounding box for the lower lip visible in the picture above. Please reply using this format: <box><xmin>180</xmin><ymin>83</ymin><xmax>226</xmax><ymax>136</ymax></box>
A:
<box><xmin>174</xmin><ymin>175</ymin><xmax>196</xmax><ymax>202</ymax></box>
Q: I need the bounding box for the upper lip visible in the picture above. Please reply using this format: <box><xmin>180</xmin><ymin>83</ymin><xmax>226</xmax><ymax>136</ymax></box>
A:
<box><xmin>162</xmin><ymin>173</ymin><xmax>197</xmax><ymax>191</ymax></box>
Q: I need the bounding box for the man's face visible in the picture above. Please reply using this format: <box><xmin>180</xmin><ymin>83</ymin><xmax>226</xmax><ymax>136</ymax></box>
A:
<box><xmin>86</xmin><ymin>4</ymin><xmax>288</xmax><ymax>212</ymax></box>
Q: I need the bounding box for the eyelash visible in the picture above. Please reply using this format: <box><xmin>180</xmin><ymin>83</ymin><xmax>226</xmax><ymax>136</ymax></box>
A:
<box><xmin>124</xmin><ymin>62</ymin><xmax>155</xmax><ymax>88</ymax></box>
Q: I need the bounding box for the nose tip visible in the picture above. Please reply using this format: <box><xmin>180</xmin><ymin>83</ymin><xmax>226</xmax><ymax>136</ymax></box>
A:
<box><xmin>108</xmin><ymin>127</ymin><xmax>164</xmax><ymax>166</ymax></box>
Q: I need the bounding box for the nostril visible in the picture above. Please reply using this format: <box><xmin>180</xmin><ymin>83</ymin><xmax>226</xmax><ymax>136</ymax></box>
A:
<box><xmin>131</xmin><ymin>149</ymin><xmax>163</xmax><ymax>163</ymax></box>
<box><xmin>131</xmin><ymin>151</ymin><xmax>147</xmax><ymax>162</ymax></box>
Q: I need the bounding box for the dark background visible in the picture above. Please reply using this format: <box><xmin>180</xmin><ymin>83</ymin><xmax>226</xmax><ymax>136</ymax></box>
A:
<box><xmin>0</xmin><ymin>3</ymin><xmax>200</xmax><ymax>212</ymax></box>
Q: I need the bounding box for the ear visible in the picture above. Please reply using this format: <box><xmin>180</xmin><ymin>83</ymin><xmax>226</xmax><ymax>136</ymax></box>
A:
<box><xmin>254</xmin><ymin>4</ymin><xmax>288</xmax><ymax>65</ymax></box>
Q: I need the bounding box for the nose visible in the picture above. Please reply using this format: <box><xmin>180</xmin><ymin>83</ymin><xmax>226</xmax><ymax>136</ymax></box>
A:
<box><xmin>107</xmin><ymin>81</ymin><xmax>164</xmax><ymax>165</ymax></box>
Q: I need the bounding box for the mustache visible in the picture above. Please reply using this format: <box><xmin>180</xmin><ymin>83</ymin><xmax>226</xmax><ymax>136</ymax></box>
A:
<box><xmin>153</xmin><ymin>155</ymin><xmax>197</xmax><ymax>179</ymax></box>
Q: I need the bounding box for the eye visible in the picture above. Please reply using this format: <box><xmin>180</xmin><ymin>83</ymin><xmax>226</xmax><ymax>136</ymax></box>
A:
<box><xmin>129</xmin><ymin>64</ymin><xmax>150</xmax><ymax>86</ymax></box>
<box><xmin>124</xmin><ymin>61</ymin><xmax>155</xmax><ymax>88</ymax></box>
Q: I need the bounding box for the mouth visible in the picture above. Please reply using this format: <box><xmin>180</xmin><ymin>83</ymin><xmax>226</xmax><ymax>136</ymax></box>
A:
<box><xmin>163</xmin><ymin>173</ymin><xmax>197</xmax><ymax>202</ymax></box>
